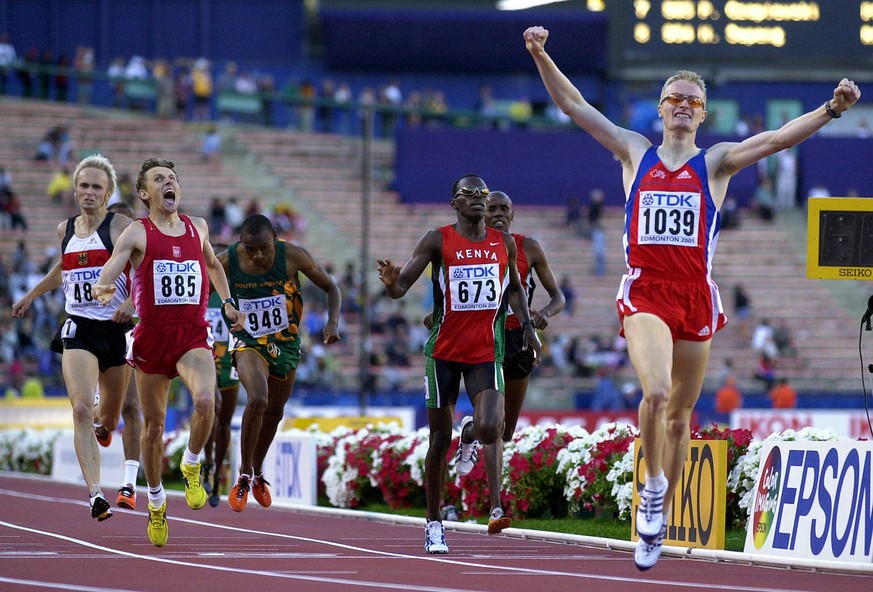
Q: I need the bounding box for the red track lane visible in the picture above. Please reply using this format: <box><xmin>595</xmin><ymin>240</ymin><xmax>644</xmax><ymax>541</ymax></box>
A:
<box><xmin>0</xmin><ymin>474</ymin><xmax>869</xmax><ymax>592</ymax></box>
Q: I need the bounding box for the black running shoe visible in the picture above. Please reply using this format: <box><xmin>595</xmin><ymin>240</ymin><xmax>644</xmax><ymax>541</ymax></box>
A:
<box><xmin>90</xmin><ymin>493</ymin><xmax>112</xmax><ymax>521</ymax></box>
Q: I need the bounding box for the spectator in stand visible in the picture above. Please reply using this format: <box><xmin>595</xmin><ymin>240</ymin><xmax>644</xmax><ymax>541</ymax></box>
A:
<box><xmin>772</xmin><ymin>319</ymin><xmax>796</xmax><ymax>358</ymax></box>
<box><xmin>191</xmin><ymin>58</ymin><xmax>213</xmax><ymax>121</ymax></box>
<box><xmin>403</xmin><ymin>90</ymin><xmax>424</xmax><ymax>129</ymax></box>
<box><xmin>317</xmin><ymin>79</ymin><xmax>336</xmax><ymax>133</ymax></box>
<box><xmin>0</xmin><ymin>33</ymin><xmax>16</xmax><ymax>95</ymax></box>
<box><xmin>218</xmin><ymin>61</ymin><xmax>238</xmax><ymax>91</ymax></box>
<box><xmin>733</xmin><ymin>284</ymin><xmax>752</xmax><ymax>340</ymax></box>
<box><xmin>715</xmin><ymin>375</ymin><xmax>742</xmax><ymax>414</ymax></box>
<box><xmin>153</xmin><ymin>59</ymin><xmax>175</xmax><ymax>120</ymax></box>
<box><xmin>423</xmin><ymin>89</ymin><xmax>448</xmax><ymax>128</ymax></box>
<box><xmin>334</xmin><ymin>81</ymin><xmax>353</xmax><ymax>134</ymax></box>
<box><xmin>298</xmin><ymin>80</ymin><xmax>316</xmax><ymax>133</ymax></box>
<box><xmin>559</xmin><ymin>274</ymin><xmax>576</xmax><ymax>316</ymax></box>
<box><xmin>753</xmin><ymin>175</ymin><xmax>776</xmax><ymax>222</ymax></box>
<box><xmin>769</xmin><ymin>377</ymin><xmax>797</xmax><ymax>409</ymax></box>
<box><xmin>209</xmin><ymin>197</ymin><xmax>228</xmax><ymax>237</ymax></box>
<box><xmin>807</xmin><ymin>182</ymin><xmax>831</xmax><ymax>200</ymax></box>
<box><xmin>73</xmin><ymin>45</ymin><xmax>95</xmax><ymax>105</ymax></box>
<box><xmin>587</xmin><ymin>188</ymin><xmax>604</xmax><ymax>234</ymax></box>
<box><xmin>0</xmin><ymin>166</ymin><xmax>11</xmax><ymax>193</ymax></box>
<box><xmin>774</xmin><ymin>149</ymin><xmax>797</xmax><ymax>209</ymax></box>
<box><xmin>114</xmin><ymin>172</ymin><xmax>137</xmax><ymax>213</ymax></box>
<box><xmin>591</xmin><ymin>367</ymin><xmax>625</xmax><ymax>411</ymax></box>
<box><xmin>754</xmin><ymin>353</ymin><xmax>777</xmax><ymax>390</ymax></box>
<box><xmin>17</xmin><ymin>46</ymin><xmax>38</xmax><ymax>98</ymax></box>
<box><xmin>200</xmin><ymin>125</ymin><xmax>221</xmax><ymax>162</ymax></box>
<box><xmin>46</xmin><ymin>167</ymin><xmax>73</xmax><ymax>205</ymax></box>
<box><xmin>565</xmin><ymin>196</ymin><xmax>583</xmax><ymax>236</ymax></box>
<box><xmin>55</xmin><ymin>54</ymin><xmax>71</xmax><ymax>102</ymax></box>
<box><xmin>752</xmin><ymin>318</ymin><xmax>778</xmax><ymax>360</ymax></box>
<box><xmin>174</xmin><ymin>66</ymin><xmax>191</xmax><ymax>120</ymax></box>
<box><xmin>379</xmin><ymin>79</ymin><xmax>403</xmax><ymax>137</ymax></box>
<box><xmin>257</xmin><ymin>72</ymin><xmax>276</xmax><ymax>127</ymax></box>
<box><xmin>224</xmin><ymin>197</ymin><xmax>244</xmax><ymax>233</ymax></box>
<box><xmin>720</xmin><ymin>194</ymin><xmax>740</xmax><ymax>229</ymax></box>
<box><xmin>107</xmin><ymin>57</ymin><xmax>126</xmax><ymax>107</ymax></box>
<box><xmin>4</xmin><ymin>189</ymin><xmax>26</xmax><ymax>231</ymax></box>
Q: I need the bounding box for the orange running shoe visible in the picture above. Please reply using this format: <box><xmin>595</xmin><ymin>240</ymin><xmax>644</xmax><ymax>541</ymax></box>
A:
<box><xmin>117</xmin><ymin>485</ymin><xmax>136</xmax><ymax>510</ymax></box>
<box><xmin>94</xmin><ymin>425</ymin><xmax>112</xmax><ymax>447</ymax></box>
<box><xmin>228</xmin><ymin>475</ymin><xmax>250</xmax><ymax>512</ymax></box>
<box><xmin>252</xmin><ymin>475</ymin><xmax>272</xmax><ymax>508</ymax></box>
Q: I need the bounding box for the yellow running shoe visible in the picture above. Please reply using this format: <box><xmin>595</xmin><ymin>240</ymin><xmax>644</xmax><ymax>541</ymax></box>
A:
<box><xmin>147</xmin><ymin>502</ymin><xmax>168</xmax><ymax>547</ymax></box>
<box><xmin>180</xmin><ymin>462</ymin><xmax>207</xmax><ymax>510</ymax></box>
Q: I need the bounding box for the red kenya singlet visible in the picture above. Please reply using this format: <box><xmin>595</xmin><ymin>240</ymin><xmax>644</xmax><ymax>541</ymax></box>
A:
<box><xmin>425</xmin><ymin>225</ymin><xmax>509</xmax><ymax>364</ymax></box>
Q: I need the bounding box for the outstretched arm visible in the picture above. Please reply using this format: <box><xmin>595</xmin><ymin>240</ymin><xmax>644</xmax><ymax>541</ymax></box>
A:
<box><xmin>524</xmin><ymin>25</ymin><xmax>649</xmax><ymax>164</ymax></box>
<box><xmin>377</xmin><ymin>229</ymin><xmax>440</xmax><ymax>299</ymax></box>
<box><xmin>710</xmin><ymin>79</ymin><xmax>861</xmax><ymax>179</ymax></box>
<box><xmin>93</xmin><ymin>222</ymin><xmax>144</xmax><ymax>304</ymax></box>
<box><xmin>11</xmin><ymin>258</ymin><xmax>62</xmax><ymax>318</ymax></box>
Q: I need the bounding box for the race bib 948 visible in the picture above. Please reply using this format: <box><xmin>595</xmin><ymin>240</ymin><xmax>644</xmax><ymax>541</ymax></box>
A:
<box><xmin>637</xmin><ymin>191</ymin><xmax>700</xmax><ymax>247</ymax></box>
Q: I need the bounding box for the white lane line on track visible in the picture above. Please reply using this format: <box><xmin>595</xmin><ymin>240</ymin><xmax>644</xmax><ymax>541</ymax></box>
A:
<box><xmin>0</xmin><ymin>487</ymin><xmax>850</xmax><ymax>592</ymax></box>
<box><xmin>0</xmin><ymin>577</ymin><xmax>142</xmax><ymax>592</ymax></box>
<box><xmin>0</xmin><ymin>519</ymin><xmax>488</xmax><ymax>592</ymax></box>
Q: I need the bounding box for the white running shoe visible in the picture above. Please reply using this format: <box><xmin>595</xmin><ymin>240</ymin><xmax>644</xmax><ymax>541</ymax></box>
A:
<box><xmin>634</xmin><ymin>524</ymin><xmax>667</xmax><ymax>570</ymax></box>
<box><xmin>425</xmin><ymin>520</ymin><xmax>449</xmax><ymax>554</ymax></box>
<box><xmin>453</xmin><ymin>416</ymin><xmax>481</xmax><ymax>476</ymax></box>
<box><xmin>636</xmin><ymin>482</ymin><xmax>667</xmax><ymax>541</ymax></box>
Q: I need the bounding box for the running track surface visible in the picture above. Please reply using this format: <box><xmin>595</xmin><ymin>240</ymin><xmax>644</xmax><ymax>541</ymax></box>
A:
<box><xmin>1</xmin><ymin>474</ymin><xmax>869</xmax><ymax>592</ymax></box>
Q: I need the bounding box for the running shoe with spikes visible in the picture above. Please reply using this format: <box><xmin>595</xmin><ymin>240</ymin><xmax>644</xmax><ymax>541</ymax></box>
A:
<box><xmin>90</xmin><ymin>493</ymin><xmax>112</xmax><ymax>521</ymax></box>
<box><xmin>425</xmin><ymin>520</ymin><xmax>449</xmax><ymax>554</ymax></box>
<box><xmin>180</xmin><ymin>462</ymin><xmax>207</xmax><ymax>510</ymax></box>
<box><xmin>252</xmin><ymin>475</ymin><xmax>272</xmax><ymax>508</ymax></box>
<box><xmin>453</xmin><ymin>416</ymin><xmax>481</xmax><ymax>476</ymax></box>
<box><xmin>116</xmin><ymin>485</ymin><xmax>136</xmax><ymax>510</ymax></box>
<box><xmin>202</xmin><ymin>464</ymin><xmax>213</xmax><ymax>495</ymax></box>
<box><xmin>488</xmin><ymin>507</ymin><xmax>512</xmax><ymax>534</ymax></box>
<box><xmin>208</xmin><ymin>471</ymin><xmax>221</xmax><ymax>507</ymax></box>
<box><xmin>636</xmin><ymin>481</ymin><xmax>667</xmax><ymax>542</ymax></box>
<box><xmin>147</xmin><ymin>501</ymin><xmax>168</xmax><ymax>547</ymax></box>
<box><xmin>634</xmin><ymin>524</ymin><xmax>667</xmax><ymax>571</ymax></box>
<box><xmin>441</xmin><ymin>504</ymin><xmax>460</xmax><ymax>522</ymax></box>
<box><xmin>228</xmin><ymin>474</ymin><xmax>251</xmax><ymax>512</ymax></box>
<box><xmin>94</xmin><ymin>424</ymin><xmax>112</xmax><ymax>447</ymax></box>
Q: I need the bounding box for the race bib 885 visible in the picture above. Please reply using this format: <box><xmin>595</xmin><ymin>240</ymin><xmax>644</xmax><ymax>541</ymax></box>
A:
<box><xmin>152</xmin><ymin>259</ymin><xmax>203</xmax><ymax>305</ymax></box>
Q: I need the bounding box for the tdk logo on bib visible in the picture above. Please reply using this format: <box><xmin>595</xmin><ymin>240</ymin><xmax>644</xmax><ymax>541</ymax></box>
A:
<box><xmin>641</xmin><ymin>192</ymin><xmax>698</xmax><ymax>208</ymax></box>
<box><xmin>452</xmin><ymin>265</ymin><xmax>497</xmax><ymax>280</ymax></box>
<box><xmin>65</xmin><ymin>268</ymin><xmax>102</xmax><ymax>282</ymax></box>
<box><xmin>155</xmin><ymin>261</ymin><xmax>200</xmax><ymax>273</ymax></box>
<box><xmin>242</xmin><ymin>296</ymin><xmax>284</xmax><ymax>311</ymax></box>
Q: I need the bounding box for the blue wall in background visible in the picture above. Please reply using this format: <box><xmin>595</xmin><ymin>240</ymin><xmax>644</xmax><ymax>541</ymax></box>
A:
<box><xmin>319</xmin><ymin>8</ymin><xmax>607</xmax><ymax>74</ymax></box>
<box><xmin>395</xmin><ymin>128</ymin><xmax>764</xmax><ymax>207</ymax></box>
<box><xmin>0</xmin><ymin>0</ymin><xmax>305</xmax><ymax>67</ymax></box>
